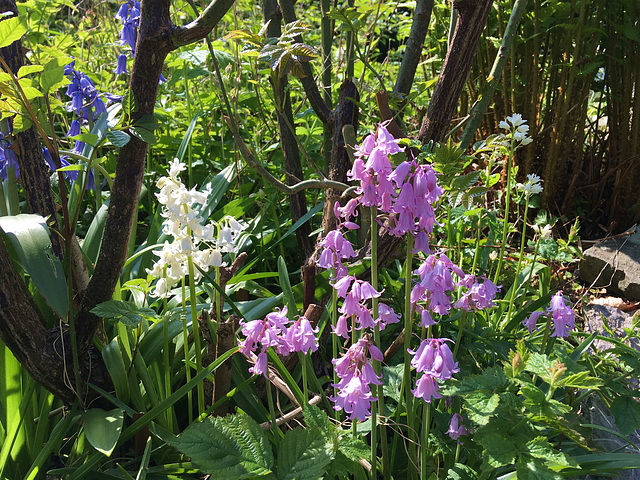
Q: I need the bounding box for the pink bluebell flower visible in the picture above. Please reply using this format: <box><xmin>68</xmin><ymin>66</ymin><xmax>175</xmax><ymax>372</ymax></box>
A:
<box><xmin>447</xmin><ymin>413</ymin><xmax>468</xmax><ymax>441</ymax></box>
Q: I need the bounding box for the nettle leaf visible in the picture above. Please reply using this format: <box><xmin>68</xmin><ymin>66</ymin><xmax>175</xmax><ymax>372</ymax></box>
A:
<box><xmin>90</xmin><ymin>300</ymin><xmax>156</xmax><ymax>328</ymax></box>
<box><xmin>524</xmin><ymin>437</ymin><xmax>574</xmax><ymax>468</ymax></box>
<box><xmin>382</xmin><ymin>364</ymin><xmax>404</xmax><ymax>403</ymax></box>
<box><xmin>524</xmin><ymin>353</ymin><xmax>555</xmax><ymax>382</ymax></box>
<box><xmin>463</xmin><ymin>391</ymin><xmax>500</xmax><ymax>426</ymax></box>
<box><xmin>0</xmin><ymin>16</ymin><xmax>26</xmax><ymax>49</ymax></box>
<box><xmin>558</xmin><ymin>371</ymin><xmax>603</xmax><ymax>389</ymax></box>
<box><xmin>337</xmin><ymin>435</ymin><xmax>370</xmax><ymax>464</ymax></box>
<box><xmin>610</xmin><ymin>396</ymin><xmax>640</xmax><ymax>436</ymax></box>
<box><xmin>303</xmin><ymin>404</ymin><xmax>334</xmax><ymax>442</ymax></box>
<box><xmin>441</xmin><ymin>366</ymin><xmax>511</xmax><ymax>396</ymax></box>
<box><xmin>276</xmin><ymin>427</ymin><xmax>335</xmax><ymax>480</ymax></box>
<box><xmin>447</xmin><ymin>463</ymin><xmax>479</xmax><ymax>480</ymax></box>
<box><xmin>82</xmin><ymin>408</ymin><xmax>124</xmax><ymax>457</ymax></box>
<box><xmin>515</xmin><ymin>458</ymin><xmax>562</xmax><ymax>480</ymax></box>
<box><xmin>171</xmin><ymin>413</ymin><xmax>274</xmax><ymax>479</ymax></box>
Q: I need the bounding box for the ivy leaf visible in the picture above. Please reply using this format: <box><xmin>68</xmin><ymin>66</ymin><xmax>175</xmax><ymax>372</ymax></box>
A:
<box><xmin>171</xmin><ymin>413</ymin><xmax>274</xmax><ymax>479</ymax></box>
<box><xmin>277</xmin><ymin>427</ymin><xmax>335</xmax><ymax>480</ymax></box>
<box><xmin>0</xmin><ymin>16</ymin><xmax>26</xmax><ymax>49</ymax></box>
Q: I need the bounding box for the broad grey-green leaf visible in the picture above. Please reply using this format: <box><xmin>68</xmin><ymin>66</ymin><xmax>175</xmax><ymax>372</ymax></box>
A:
<box><xmin>277</xmin><ymin>427</ymin><xmax>335</xmax><ymax>480</ymax></box>
<box><xmin>82</xmin><ymin>408</ymin><xmax>124</xmax><ymax>457</ymax></box>
<box><xmin>0</xmin><ymin>214</ymin><xmax>68</xmax><ymax>318</ymax></box>
<box><xmin>0</xmin><ymin>16</ymin><xmax>26</xmax><ymax>49</ymax></box>
<box><xmin>172</xmin><ymin>413</ymin><xmax>274</xmax><ymax>479</ymax></box>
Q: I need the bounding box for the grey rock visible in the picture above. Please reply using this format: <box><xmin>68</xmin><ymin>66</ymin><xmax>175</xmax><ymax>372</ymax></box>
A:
<box><xmin>579</xmin><ymin>227</ymin><xmax>640</xmax><ymax>301</ymax></box>
<box><xmin>578</xmin><ymin>305</ymin><xmax>640</xmax><ymax>479</ymax></box>
<box><xmin>582</xmin><ymin>304</ymin><xmax>640</xmax><ymax>353</ymax></box>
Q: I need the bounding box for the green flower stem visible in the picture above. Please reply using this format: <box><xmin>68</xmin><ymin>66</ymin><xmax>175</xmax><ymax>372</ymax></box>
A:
<box><xmin>301</xmin><ymin>352</ymin><xmax>309</xmax><ymax>402</ymax></box>
<box><xmin>420</xmin><ymin>401</ymin><xmax>431</xmax><ymax>479</ymax></box>
<box><xmin>454</xmin><ymin>442</ymin><xmax>461</xmax><ymax>464</ymax></box>
<box><xmin>539</xmin><ymin>314</ymin><xmax>553</xmax><ymax>355</ymax></box>
<box><xmin>266</xmin><ymin>379</ymin><xmax>281</xmax><ymax>447</ymax></box>
<box><xmin>187</xmin><ymin>254</ymin><xmax>205</xmax><ymax>417</ymax></box>
<box><xmin>493</xmin><ymin>138</ymin><xmax>517</xmax><ymax>284</ymax></box>
<box><xmin>471</xmin><ymin>214</ymin><xmax>482</xmax><ymax>276</ymax></box>
<box><xmin>401</xmin><ymin>236</ymin><xmax>418</xmax><ymax>479</ymax></box>
<box><xmin>452</xmin><ymin>311</ymin><xmax>468</xmax><ymax>360</ymax></box>
<box><xmin>331</xmin><ymin>280</ymin><xmax>340</xmax><ymax>419</ymax></box>
<box><xmin>505</xmin><ymin>198</ymin><xmax>530</xmax><ymax>327</ymax></box>
<box><xmin>181</xmin><ymin>277</ymin><xmax>193</xmax><ymax>423</ymax></box>
<box><xmin>370</xmin><ymin>207</ymin><xmax>389</xmax><ymax>480</ymax></box>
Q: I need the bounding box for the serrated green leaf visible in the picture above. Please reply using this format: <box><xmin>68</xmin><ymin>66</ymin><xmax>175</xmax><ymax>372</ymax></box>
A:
<box><xmin>337</xmin><ymin>435</ymin><xmax>370</xmax><ymax>463</ymax></box>
<box><xmin>277</xmin><ymin>428</ymin><xmax>335</xmax><ymax>480</ymax></box>
<box><xmin>464</xmin><ymin>391</ymin><xmax>500</xmax><ymax>425</ymax></box>
<box><xmin>303</xmin><ymin>404</ymin><xmax>335</xmax><ymax>442</ymax></box>
<box><xmin>91</xmin><ymin>300</ymin><xmax>155</xmax><ymax>328</ymax></box>
<box><xmin>129</xmin><ymin>126</ymin><xmax>157</xmax><ymax>144</ymax></box>
<box><xmin>382</xmin><ymin>364</ymin><xmax>404</xmax><ymax>402</ymax></box>
<box><xmin>441</xmin><ymin>366</ymin><xmax>511</xmax><ymax>396</ymax></box>
<box><xmin>524</xmin><ymin>353</ymin><xmax>554</xmax><ymax>382</ymax></box>
<box><xmin>171</xmin><ymin>413</ymin><xmax>274</xmax><ymax>479</ymax></box>
<box><xmin>515</xmin><ymin>458</ymin><xmax>562</xmax><ymax>480</ymax></box>
<box><xmin>610</xmin><ymin>396</ymin><xmax>640</xmax><ymax>436</ymax></box>
<box><xmin>133</xmin><ymin>114</ymin><xmax>161</xmax><ymax>131</ymax></box>
<box><xmin>0</xmin><ymin>214</ymin><xmax>68</xmax><ymax>318</ymax></box>
<box><xmin>106</xmin><ymin>129</ymin><xmax>131</xmax><ymax>147</ymax></box>
<box><xmin>446</xmin><ymin>463</ymin><xmax>478</xmax><ymax>480</ymax></box>
<box><xmin>82</xmin><ymin>408</ymin><xmax>124</xmax><ymax>457</ymax></box>
<box><xmin>0</xmin><ymin>16</ymin><xmax>26</xmax><ymax>49</ymax></box>
<box><xmin>17</xmin><ymin>64</ymin><xmax>43</xmax><ymax>78</ymax></box>
<box><xmin>559</xmin><ymin>371</ymin><xmax>603</xmax><ymax>389</ymax></box>
<box><xmin>524</xmin><ymin>437</ymin><xmax>573</xmax><ymax>468</ymax></box>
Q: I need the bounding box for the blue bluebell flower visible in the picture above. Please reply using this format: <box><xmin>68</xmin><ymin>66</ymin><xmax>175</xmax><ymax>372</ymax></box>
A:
<box><xmin>115</xmin><ymin>53</ymin><xmax>128</xmax><ymax>75</ymax></box>
<box><xmin>0</xmin><ymin>137</ymin><xmax>18</xmax><ymax>181</ymax></box>
<box><xmin>116</xmin><ymin>1</ymin><xmax>141</xmax><ymax>53</ymax></box>
<box><xmin>64</xmin><ymin>63</ymin><xmax>107</xmax><ymax>122</ymax></box>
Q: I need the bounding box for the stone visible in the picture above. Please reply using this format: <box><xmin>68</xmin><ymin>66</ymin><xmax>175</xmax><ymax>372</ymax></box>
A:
<box><xmin>579</xmin><ymin>227</ymin><xmax>640</xmax><ymax>301</ymax></box>
<box><xmin>578</xmin><ymin>304</ymin><xmax>640</xmax><ymax>480</ymax></box>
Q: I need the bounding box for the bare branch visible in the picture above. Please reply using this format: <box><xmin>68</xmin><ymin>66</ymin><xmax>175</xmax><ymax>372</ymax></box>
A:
<box><xmin>172</xmin><ymin>0</ymin><xmax>237</xmax><ymax>48</ymax></box>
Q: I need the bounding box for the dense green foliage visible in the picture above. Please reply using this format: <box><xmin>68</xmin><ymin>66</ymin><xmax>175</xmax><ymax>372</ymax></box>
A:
<box><xmin>0</xmin><ymin>0</ymin><xmax>638</xmax><ymax>479</ymax></box>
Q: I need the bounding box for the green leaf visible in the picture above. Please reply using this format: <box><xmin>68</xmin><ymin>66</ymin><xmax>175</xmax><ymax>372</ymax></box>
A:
<box><xmin>446</xmin><ymin>464</ymin><xmax>478</xmax><ymax>480</ymax></box>
<box><xmin>69</xmin><ymin>133</ymin><xmax>99</xmax><ymax>146</ymax></box>
<box><xmin>277</xmin><ymin>428</ymin><xmax>335</xmax><ymax>480</ymax></box>
<box><xmin>82</xmin><ymin>408</ymin><xmax>124</xmax><ymax>457</ymax></box>
<box><xmin>610</xmin><ymin>396</ymin><xmax>640</xmax><ymax>436</ymax></box>
<box><xmin>337</xmin><ymin>435</ymin><xmax>370</xmax><ymax>464</ymax></box>
<box><xmin>40</xmin><ymin>58</ymin><xmax>69</xmax><ymax>92</ymax></box>
<box><xmin>463</xmin><ymin>391</ymin><xmax>500</xmax><ymax>426</ymax></box>
<box><xmin>515</xmin><ymin>458</ymin><xmax>562</xmax><ymax>480</ymax></box>
<box><xmin>524</xmin><ymin>437</ymin><xmax>573</xmax><ymax>468</ymax></box>
<box><xmin>441</xmin><ymin>366</ymin><xmax>511</xmax><ymax>396</ymax></box>
<box><xmin>17</xmin><ymin>65</ymin><xmax>43</xmax><ymax>78</ymax></box>
<box><xmin>303</xmin><ymin>404</ymin><xmax>335</xmax><ymax>442</ymax></box>
<box><xmin>129</xmin><ymin>126</ymin><xmax>157</xmax><ymax>144</ymax></box>
<box><xmin>132</xmin><ymin>114</ymin><xmax>161</xmax><ymax>131</ymax></box>
<box><xmin>102</xmin><ymin>338</ymin><xmax>130</xmax><ymax>404</ymax></box>
<box><xmin>0</xmin><ymin>16</ymin><xmax>26</xmax><ymax>49</ymax></box>
<box><xmin>0</xmin><ymin>214</ymin><xmax>68</xmax><ymax>318</ymax></box>
<box><xmin>559</xmin><ymin>371</ymin><xmax>603</xmax><ymax>389</ymax></box>
<box><xmin>106</xmin><ymin>129</ymin><xmax>131</xmax><ymax>147</ymax></box>
<box><xmin>90</xmin><ymin>300</ymin><xmax>156</xmax><ymax>328</ymax></box>
<box><xmin>475</xmin><ymin>418</ymin><xmax>530</xmax><ymax>468</ymax></box>
<box><xmin>171</xmin><ymin>413</ymin><xmax>274</xmax><ymax>479</ymax></box>
<box><xmin>278</xmin><ymin>255</ymin><xmax>296</xmax><ymax>319</ymax></box>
